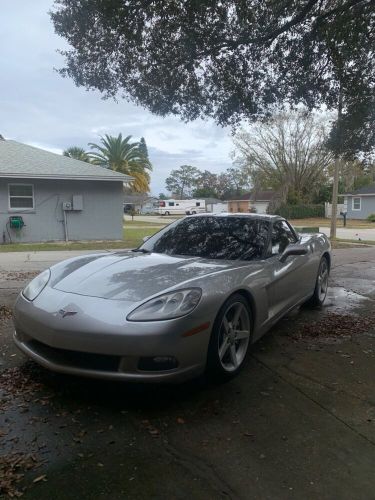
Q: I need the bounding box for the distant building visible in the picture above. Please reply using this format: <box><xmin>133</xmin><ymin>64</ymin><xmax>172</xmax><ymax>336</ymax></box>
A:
<box><xmin>123</xmin><ymin>194</ymin><xmax>158</xmax><ymax>214</ymax></box>
<box><xmin>343</xmin><ymin>184</ymin><xmax>375</xmax><ymax>219</ymax></box>
<box><xmin>0</xmin><ymin>139</ymin><xmax>132</xmax><ymax>242</ymax></box>
<box><xmin>204</xmin><ymin>198</ymin><xmax>228</xmax><ymax>213</ymax></box>
<box><xmin>227</xmin><ymin>190</ymin><xmax>277</xmax><ymax>214</ymax></box>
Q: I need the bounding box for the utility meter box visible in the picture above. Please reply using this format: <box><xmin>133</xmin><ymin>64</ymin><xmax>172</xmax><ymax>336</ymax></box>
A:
<box><xmin>72</xmin><ymin>195</ymin><xmax>83</xmax><ymax>211</ymax></box>
<box><xmin>62</xmin><ymin>201</ymin><xmax>72</xmax><ymax>211</ymax></box>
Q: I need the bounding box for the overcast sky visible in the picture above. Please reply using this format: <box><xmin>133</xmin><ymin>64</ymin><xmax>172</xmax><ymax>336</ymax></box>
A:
<box><xmin>0</xmin><ymin>0</ymin><xmax>234</xmax><ymax>195</ymax></box>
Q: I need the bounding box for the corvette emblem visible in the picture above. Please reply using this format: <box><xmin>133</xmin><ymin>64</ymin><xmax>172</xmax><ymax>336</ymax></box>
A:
<box><xmin>58</xmin><ymin>309</ymin><xmax>78</xmax><ymax>318</ymax></box>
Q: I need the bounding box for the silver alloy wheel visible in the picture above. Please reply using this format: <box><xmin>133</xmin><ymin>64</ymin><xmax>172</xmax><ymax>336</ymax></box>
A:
<box><xmin>218</xmin><ymin>301</ymin><xmax>251</xmax><ymax>372</ymax></box>
<box><xmin>318</xmin><ymin>259</ymin><xmax>329</xmax><ymax>302</ymax></box>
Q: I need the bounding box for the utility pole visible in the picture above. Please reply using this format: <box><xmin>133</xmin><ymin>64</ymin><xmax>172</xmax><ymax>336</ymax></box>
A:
<box><xmin>330</xmin><ymin>84</ymin><xmax>343</xmax><ymax>240</ymax></box>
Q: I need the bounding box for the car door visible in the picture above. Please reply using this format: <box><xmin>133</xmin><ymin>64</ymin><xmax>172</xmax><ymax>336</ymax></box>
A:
<box><xmin>265</xmin><ymin>220</ymin><xmax>311</xmax><ymax>319</ymax></box>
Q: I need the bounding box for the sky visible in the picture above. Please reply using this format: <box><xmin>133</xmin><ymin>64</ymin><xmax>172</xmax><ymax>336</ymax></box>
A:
<box><xmin>0</xmin><ymin>1</ymin><xmax>234</xmax><ymax>195</ymax></box>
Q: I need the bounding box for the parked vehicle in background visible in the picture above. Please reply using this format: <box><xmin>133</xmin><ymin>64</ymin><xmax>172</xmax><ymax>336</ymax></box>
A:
<box><xmin>158</xmin><ymin>199</ymin><xmax>206</xmax><ymax>215</ymax></box>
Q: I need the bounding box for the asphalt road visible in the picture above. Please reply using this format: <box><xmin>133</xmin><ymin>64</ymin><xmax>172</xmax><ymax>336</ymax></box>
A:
<box><xmin>0</xmin><ymin>248</ymin><xmax>374</xmax><ymax>499</ymax></box>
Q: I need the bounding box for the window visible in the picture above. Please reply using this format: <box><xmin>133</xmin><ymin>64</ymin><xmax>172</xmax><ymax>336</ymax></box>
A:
<box><xmin>196</xmin><ymin>202</ymin><xmax>200</xmax><ymax>206</ymax></box>
<box><xmin>270</xmin><ymin>220</ymin><xmax>297</xmax><ymax>255</ymax></box>
<box><xmin>352</xmin><ymin>197</ymin><xmax>361</xmax><ymax>211</ymax></box>
<box><xmin>168</xmin><ymin>202</ymin><xmax>175</xmax><ymax>207</ymax></box>
<box><xmin>142</xmin><ymin>216</ymin><xmax>270</xmax><ymax>261</ymax></box>
<box><xmin>8</xmin><ymin>184</ymin><xmax>34</xmax><ymax>209</ymax></box>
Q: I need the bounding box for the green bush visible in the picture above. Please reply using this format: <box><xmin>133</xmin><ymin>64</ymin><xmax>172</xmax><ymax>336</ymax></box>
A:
<box><xmin>367</xmin><ymin>213</ymin><xmax>375</xmax><ymax>222</ymax></box>
<box><xmin>275</xmin><ymin>204</ymin><xmax>325</xmax><ymax>219</ymax></box>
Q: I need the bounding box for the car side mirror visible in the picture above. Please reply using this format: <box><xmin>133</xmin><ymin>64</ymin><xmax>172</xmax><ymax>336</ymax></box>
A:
<box><xmin>279</xmin><ymin>244</ymin><xmax>308</xmax><ymax>263</ymax></box>
<box><xmin>142</xmin><ymin>235</ymin><xmax>151</xmax><ymax>243</ymax></box>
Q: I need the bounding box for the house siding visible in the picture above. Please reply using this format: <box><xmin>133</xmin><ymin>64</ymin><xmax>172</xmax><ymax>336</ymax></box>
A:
<box><xmin>345</xmin><ymin>195</ymin><xmax>375</xmax><ymax>219</ymax></box>
<box><xmin>0</xmin><ymin>178</ymin><xmax>124</xmax><ymax>242</ymax></box>
<box><xmin>228</xmin><ymin>201</ymin><xmax>249</xmax><ymax>212</ymax></box>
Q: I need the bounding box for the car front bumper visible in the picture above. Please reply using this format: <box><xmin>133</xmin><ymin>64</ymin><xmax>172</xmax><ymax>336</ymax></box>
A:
<box><xmin>13</xmin><ymin>289</ymin><xmax>213</xmax><ymax>383</ymax></box>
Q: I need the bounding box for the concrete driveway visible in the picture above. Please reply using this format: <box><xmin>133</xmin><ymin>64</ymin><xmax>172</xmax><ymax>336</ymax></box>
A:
<box><xmin>0</xmin><ymin>248</ymin><xmax>374</xmax><ymax>499</ymax></box>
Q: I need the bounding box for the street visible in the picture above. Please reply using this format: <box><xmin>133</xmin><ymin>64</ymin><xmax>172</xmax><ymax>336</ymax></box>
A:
<box><xmin>0</xmin><ymin>248</ymin><xmax>374</xmax><ymax>499</ymax></box>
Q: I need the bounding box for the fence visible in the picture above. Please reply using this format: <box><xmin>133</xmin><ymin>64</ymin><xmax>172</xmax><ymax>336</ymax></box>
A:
<box><xmin>325</xmin><ymin>202</ymin><xmax>346</xmax><ymax>218</ymax></box>
<box><xmin>276</xmin><ymin>204</ymin><xmax>325</xmax><ymax>219</ymax></box>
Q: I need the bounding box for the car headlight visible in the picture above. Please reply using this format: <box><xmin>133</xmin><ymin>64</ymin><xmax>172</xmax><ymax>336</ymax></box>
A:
<box><xmin>127</xmin><ymin>288</ymin><xmax>202</xmax><ymax>321</ymax></box>
<box><xmin>22</xmin><ymin>269</ymin><xmax>51</xmax><ymax>301</ymax></box>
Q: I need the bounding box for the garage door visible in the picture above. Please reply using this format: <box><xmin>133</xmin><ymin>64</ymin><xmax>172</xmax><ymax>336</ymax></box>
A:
<box><xmin>253</xmin><ymin>202</ymin><xmax>269</xmax><ymax>214</ymax></box>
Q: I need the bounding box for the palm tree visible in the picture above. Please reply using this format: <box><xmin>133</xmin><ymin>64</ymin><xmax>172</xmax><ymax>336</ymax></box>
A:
<box><xmin>63</xmin><ymin>146</ymin><xmax>90</xmax><ymax>163</ymax></box>
<box><xmin>88</xmin><ymin>134</ymin><xmax>152</xmax><ymax>192</ymax></box>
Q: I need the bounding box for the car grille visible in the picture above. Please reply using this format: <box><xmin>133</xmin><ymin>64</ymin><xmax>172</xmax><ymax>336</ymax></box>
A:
<box><xmin>26</xmin><ymin>338</ymin><xmax>121</xmax><ymax>372</ymax></box>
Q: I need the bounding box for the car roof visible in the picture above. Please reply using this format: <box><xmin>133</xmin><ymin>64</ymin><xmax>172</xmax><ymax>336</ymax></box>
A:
<box><xmin>185</xmin><ymin>212</ymin><xmax>281</xmax><ymax>221</ymax></box>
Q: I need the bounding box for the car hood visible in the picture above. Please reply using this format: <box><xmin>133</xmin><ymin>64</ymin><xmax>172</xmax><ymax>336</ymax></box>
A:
<box><xmin>52</xmin><ymin>252</ymin><xmax>251</xmax><ymax>301</ymax></box>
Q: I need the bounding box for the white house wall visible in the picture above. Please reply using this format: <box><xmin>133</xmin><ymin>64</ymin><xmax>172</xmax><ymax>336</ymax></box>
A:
<box><xmin>0</xmin><ymin>178</ymin><xmax>124</xmax><ymax>242</ymax></box>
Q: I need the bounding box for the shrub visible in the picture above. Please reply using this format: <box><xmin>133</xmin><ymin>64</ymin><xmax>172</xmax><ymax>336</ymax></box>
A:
<box><xmin>367</xmin><ymin>213</ymin><xmax>375</xmax><ymax>222</ymax></box>
<box><xmin>275</xmin><ymin>204</ymin><xmax>325</xmax><ymax>219</ymax></box>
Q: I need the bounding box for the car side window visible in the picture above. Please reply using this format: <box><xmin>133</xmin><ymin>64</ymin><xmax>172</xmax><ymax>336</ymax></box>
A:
<box><xmin>271</xmin><ymin>221</ymin><xmax>297</xmax><ymax>255</ymax></box>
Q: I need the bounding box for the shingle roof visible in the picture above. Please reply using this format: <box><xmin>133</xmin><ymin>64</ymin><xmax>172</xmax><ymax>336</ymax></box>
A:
<box><xmin>345</xmin><ymin>184</ymin><xmax>375</xmax><ymax>195</ymax></box>
<box><xmin>0</xmin><ymin>140</ymin><xmax>133</xmax><ymax>182</ymax></box>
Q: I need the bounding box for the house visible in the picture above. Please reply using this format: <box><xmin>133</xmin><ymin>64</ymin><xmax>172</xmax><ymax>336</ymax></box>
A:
<box><xmin>204</xmin><ymin>198</ymin><xmax>228</xmax><ymax>213</ymax></box>
<box><xmin>123</xmin><ymin>194</ymin><xmax>158</xmax><ymax>214</ymax></box>
<box><xmin>0</xmin><ymin>138</ymin><xmax>132</xmax><ymax>243</ymax></box>
<box><xmin>227</xmin><ymin>190</ymin><xmax>276</xmax><ymax>214</ymax></box>
<box><xmin>344</xmin><ymin>184</ymin><xmax>375</xmax><ymax>219</ymax></box>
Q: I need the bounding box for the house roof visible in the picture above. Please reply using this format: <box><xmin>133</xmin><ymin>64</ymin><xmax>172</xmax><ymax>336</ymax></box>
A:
<box><xmin>228</xmin><ymin>190</ymin><xmax>276</xmax><ymax>202</ymax></box>
<box><xmin>204</xmin><ymin>198</ymin><xmax>223</xmax><ymax>204</ymax></box>
<box><xmin>344</xmin><ymin>184</ymin><xmax>375</xmax><ymax>196</ymax></box>
<box><xmin>0</xmin><ymin>139</ymin><xmax>133</xmax><ymax>182</ymax></box>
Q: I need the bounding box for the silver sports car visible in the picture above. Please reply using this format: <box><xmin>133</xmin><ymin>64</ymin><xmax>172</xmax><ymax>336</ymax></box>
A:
<box><xmin>14</xmin><ymin>214</ymin><xmax>331</xmax><ymax>383</ymax></box>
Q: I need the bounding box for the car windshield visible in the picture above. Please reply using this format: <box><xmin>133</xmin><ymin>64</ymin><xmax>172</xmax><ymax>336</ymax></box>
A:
<box><xmin>140</xmin><ymin>216</ymin><xmax>270</xmax><ymax>260</ymax></box>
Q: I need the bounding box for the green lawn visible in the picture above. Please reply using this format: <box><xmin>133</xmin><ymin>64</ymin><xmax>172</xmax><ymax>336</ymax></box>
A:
<box><xmin>0</xmin><ymin>227</ymin><xmax>162</xmax><ymax>252</ymax></box>
<box><xmin>1</xmin><ymin>224</ymin><xmax>374</xmax><ymax>253</ymax></box>
<box><xmin>123</xmin><ymin>219</ymin><xmax>167</xmax><ymax>227</ymax></box>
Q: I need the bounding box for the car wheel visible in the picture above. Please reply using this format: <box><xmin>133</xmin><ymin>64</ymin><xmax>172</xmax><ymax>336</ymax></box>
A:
<box><xmin>165</xmin><ymin>211</ymin><xmax>170</xmax><ymax>216</ymax></box>
<box><xmin>192</xmin><ymin>211</ymin><xmax>197</xmax><ymax>215</ymax></box>
<box><xmin>309</xmin><ymin>256</ymin><xmax>329</xmax><ymax>307</ymax></box>
<box><xmin>206</xmin><ymin>294</ymin><xmax>252</xmax><ymax>382</ymax></box>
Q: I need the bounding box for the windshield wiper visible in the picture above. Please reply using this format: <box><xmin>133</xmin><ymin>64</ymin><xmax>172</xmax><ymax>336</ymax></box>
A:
<box><xmin>131</xmin><ymin>248</ymin><xmax>150</xmax><ymax>253</ymax></box>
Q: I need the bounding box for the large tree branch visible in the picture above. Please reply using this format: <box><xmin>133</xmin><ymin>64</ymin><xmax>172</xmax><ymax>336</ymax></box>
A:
<box><xmin>199</xmin><ymin>0</ymin><xmax>371</xmax><ymax>57</ymax></box>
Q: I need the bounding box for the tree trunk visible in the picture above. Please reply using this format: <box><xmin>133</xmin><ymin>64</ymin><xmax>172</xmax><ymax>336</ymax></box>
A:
<box><xmin>330</xmin><ymin>85</ymin><xmax>343</xmax><ymax>239</ymax></box>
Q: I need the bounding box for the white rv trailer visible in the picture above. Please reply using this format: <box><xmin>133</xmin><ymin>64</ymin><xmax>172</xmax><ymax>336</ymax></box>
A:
<box><xmin>158</xmin><ymin>199</ymin><xmax>206</xmax><ymax>216</ymax></box>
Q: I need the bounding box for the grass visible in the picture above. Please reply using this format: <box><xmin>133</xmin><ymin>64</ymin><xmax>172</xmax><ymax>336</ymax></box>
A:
<box><xmin>1</xmin><ymin>223</ymin><xmax>374</xmax><ymax>253</ymax></box>
<box><xmin>0</xmin><ymin>227</ymin><xmax>162</xmax><ymax>253</ymax></box>
<box><xmin>123</xmin><ymin>219</ymin><xmax>167</xmax><ymax>227</ymax></box>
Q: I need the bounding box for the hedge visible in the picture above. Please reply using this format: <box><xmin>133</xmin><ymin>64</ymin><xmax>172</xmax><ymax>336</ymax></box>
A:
<box><xmin>275</xmin><ymin>204</ymin><xmax>325</xmax><ymax>219</ymax></box>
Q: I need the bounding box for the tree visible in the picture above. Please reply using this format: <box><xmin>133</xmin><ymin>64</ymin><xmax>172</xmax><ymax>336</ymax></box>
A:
<box><xmin>233</xmin><ymin>111</ymin><xmax>333</xmax><ymax>204</ymax></box>
<box><xmin>63</xmin><ymin>146</ymin><xmax>90</xmax><ymax>162</ymax></box>
<box><xmin>165</xmin><ymin>165</ymin><xmax>200</xmax><ymax>199</ymax></box>
<box><xmin>159</xmin><ymin>192</ymin><xmax>168</xmax><ymax>200</ymax></box>
<box><xmin>52</xmin><ymin>1</ymin><xmax>373</xmax><ymax>125</ymax></box>
<box><xmin>192</xmin><ymin>170</ymin><xmax>220</xmax><ymax>199</ymax></box>
<box><xmin>88</xmin><ymin>134</ymin><xmax>152</xmax><ymax>193</ymax></box>
<box><xmin>139</xmin><ymin>137</ymin><xmax>149</xmax><ymax>160</ymax></box>
<box><xmin>52</xmin><ymin>1</ymin><xmax>374</xmax><ymax>235</ymax></box>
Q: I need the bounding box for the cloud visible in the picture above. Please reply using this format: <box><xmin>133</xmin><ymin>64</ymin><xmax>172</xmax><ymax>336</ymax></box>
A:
<box><xmin>0</xmin><ymin>0</ymin><xmax>233</xmax><ymax>194</ymax></box>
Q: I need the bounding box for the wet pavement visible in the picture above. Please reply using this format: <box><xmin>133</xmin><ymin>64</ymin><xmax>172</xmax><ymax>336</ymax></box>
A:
<box><xmin>0</xmin><ymin>248</ymin><xmax>374</xmax><ymax>499</ymax></box>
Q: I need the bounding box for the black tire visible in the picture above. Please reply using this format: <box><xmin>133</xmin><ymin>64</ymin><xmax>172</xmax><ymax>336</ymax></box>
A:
<box><xmin>308</xmin><ymin>256</ymin><xmax>329</xmax><ymax>307</ymax></box>
<box><xmin>165</xmin><ymin>211</ymin><xmax>170</xmax><ymax>216</ymax></box>
<box><xmin>206</xmin><ymin>294</ymin><xmax>252</xmax><ymax>382</ymax></box>
<box><xmin>192</xmin><ymin>211</ymin><xmax>197</xmax><ymax>215</ymax></box>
